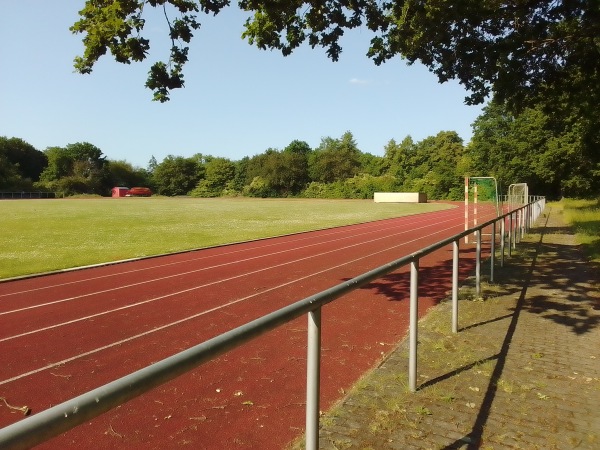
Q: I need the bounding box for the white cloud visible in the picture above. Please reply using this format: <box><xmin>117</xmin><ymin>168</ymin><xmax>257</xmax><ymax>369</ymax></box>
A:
<box><xmin>349</xmin><ymin>78</ymin><xmax>370</xmax><ymax>85</ymax></box>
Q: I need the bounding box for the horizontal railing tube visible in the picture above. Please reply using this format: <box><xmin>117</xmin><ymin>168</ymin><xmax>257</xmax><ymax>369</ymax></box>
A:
<box><xmin>0</xmin><ymin>251</ymin><xmax>419</xmax><ymax>449</ymax></box>
<box><xmin>0</xmin><ymin>198</ymin><xmax>545</xmax><ymax>449</ymax></box>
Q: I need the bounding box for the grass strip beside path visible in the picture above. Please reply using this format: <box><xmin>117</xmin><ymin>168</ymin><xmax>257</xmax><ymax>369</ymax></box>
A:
<box><xmin>1</xmin><ymin>197</ymin><xmax>452</xmax><ymax>279</ymax></box>
<box><xmin>560</xmin><ymin>198</ymin><xmax>600</xmax><ymax>263</ymax></box>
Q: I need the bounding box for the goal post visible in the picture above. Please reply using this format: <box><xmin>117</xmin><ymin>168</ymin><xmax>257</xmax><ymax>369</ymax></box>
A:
<box><xmin>507</xmin><ymin>183</ymin><xmax>529</xmax><ymax>212</ymax></box>
<box><xmin>506</xmin><ymin>183</ymin><xmax>529</xmax><ymax>245</ymax></box>
<box><xmin>464</xmin><ymin>176</ymin><xmax>500</xmax><ymax>243</ymax></box>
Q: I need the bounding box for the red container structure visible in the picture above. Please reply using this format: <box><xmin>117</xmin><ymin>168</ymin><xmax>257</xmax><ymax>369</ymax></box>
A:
<box><xmin>111</xmin><ymin>187</ymin><xmax>152</xmax><ymax>197</ymax></box>
<box><xmin>127</xmin><ymin>187</ymin><xmax>152</xmax><ymax>197</ymax></box>
<box><xmin>111</xmin><ymin>187</ymin><xmax>129</xmax><ymax>198</ymax></box>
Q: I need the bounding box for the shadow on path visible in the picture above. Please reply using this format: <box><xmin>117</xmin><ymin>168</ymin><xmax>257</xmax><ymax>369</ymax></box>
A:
<box><xmin>441</xmin><ymin>210</ymin><xmax>550</xmax><ymax>449</ymax></box>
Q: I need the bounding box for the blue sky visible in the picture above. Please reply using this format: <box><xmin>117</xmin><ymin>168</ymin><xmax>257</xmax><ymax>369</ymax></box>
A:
<box><xmin>0</xmin><ymin>1</ymin><xmax>485</xmax><ymax>168</ymax></box>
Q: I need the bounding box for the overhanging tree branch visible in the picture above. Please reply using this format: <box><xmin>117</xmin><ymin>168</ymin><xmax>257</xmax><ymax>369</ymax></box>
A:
<box><xmin>71</xmin><ymin>0</ymin><xmax>600</xmax><ymax>111</ymax></box>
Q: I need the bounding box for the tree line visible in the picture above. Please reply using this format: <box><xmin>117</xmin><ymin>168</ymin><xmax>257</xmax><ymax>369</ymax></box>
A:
<box><xmin>1</xmin><ymin>100</ymin><xmax>599</xmax><ymax>200</ymax></box>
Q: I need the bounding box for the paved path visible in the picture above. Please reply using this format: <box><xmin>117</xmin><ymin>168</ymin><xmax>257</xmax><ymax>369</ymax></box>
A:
<box><xmin>298</xmin><ymin>205</ymin><xmax>600</xmax><ymax>449</ymax></box>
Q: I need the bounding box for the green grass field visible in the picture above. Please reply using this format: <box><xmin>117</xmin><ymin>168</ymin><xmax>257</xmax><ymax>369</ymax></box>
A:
<box><xmin>0</xmin><ymin>197</ymin><xmax>453</xmax><ymax>279</ymax></box>
<box><xmin>560</xmin><ymin>198</ymin><xmax>600</xmax><ymax>263</ymax></box>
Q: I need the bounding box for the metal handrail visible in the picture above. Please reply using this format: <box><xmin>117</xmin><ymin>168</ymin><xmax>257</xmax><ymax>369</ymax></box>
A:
<box><xmin>0</xmin><ymin>198</ymin><xmax>545</xmax><ymax>450</ymax></box>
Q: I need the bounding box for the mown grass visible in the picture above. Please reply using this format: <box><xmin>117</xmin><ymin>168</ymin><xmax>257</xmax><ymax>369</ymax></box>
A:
<box><xmin>0</xmin><ymin>197</ymin><xmax>453</xmax><ymax>279</ymax></box>
<box><xmin>559</xmin><ymin>198</ymin><xmax>600</xmax><ymax>262</ymax></box>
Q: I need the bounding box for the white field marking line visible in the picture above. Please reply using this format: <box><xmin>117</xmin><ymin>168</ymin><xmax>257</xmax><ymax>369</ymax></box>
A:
<box><xmin>0</xmin><ymin>215</ymin><xmax>465</xmax><ymax>342</ymax></box>
<box><xmin>0</xmin><ymin>219</ymin><xmax>457</xmax><ymax>386</ymax></box>
<box><xmin>0</xmin><ymin>212</ymin><xmax>463</xmax><ymax>316</ymax></box>
<box><xmin>0</xmin><ymin>208</ymin><xmax>463</xmax><ymax>298</ymax></box>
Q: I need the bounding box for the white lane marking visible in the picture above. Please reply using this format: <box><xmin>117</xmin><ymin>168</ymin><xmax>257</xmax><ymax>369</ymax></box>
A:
<box><xmin>0</xmin><ymin>212</ymin><xmax>467</xmax><ymax>316</ymax></box>
<box><xmin>0</xmin><ymin>209</ymin><xmax>464</xmax><ymax>298</ymax></box>
<box><xmin>0</xmin><ymin>220</ymin><xmax>457</xmax><ymax>386</ymax></box>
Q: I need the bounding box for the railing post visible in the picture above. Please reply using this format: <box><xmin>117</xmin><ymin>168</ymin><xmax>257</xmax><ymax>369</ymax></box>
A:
<box><xmin>509</xmin><ymin>213</ymin><xmax>514</xmax><ymax>254</ymax></box>
<box><xmin>500</xmin><ymin>217</ymin><xmax>505</xmax><ymax>267</ymax></box>
<box><xmin>490</xmin><ymin>221</ymin><xmax>496</xmax><ymax>283</ymax></box>
<box><xmin>476</xmin><ymin>229</ymin><xmax>481</xmax><ymax>299</ymax></box>
<box><xmin>452</xmin><ymin>239</ymin><xmax>459</xmax><ymax>333</ymax></box>
<box><xmin>516</xmin><ymin>209</ymin><xmax>520</xmax><ymax>243</ymax></box>
<box><xmin>306</xmin><ymin>308</ymin><xmax>322</xmax><ymax>450</ymax></box>
<box><xmin>409</xmin><ymin>259</ymin><xmax>419</xmax><ymax>392</ymax></box>
<box><xmin>519</xmin><ymin>208</ymin><xmax>524</xmax><ymax>242</ymax></box>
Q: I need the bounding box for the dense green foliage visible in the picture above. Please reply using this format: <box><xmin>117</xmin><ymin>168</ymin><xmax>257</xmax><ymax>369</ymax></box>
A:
<box><xmin>37</xmin><ymin>142</ymin><xmax>113</xmax><ymax>196</ymax></box>
<box><xmin>1</xmin><ymin>138</ymin><xmax>151</xmax><ymax>197</ymax></box>
<box><xmin>151</xmin><ymin>154</ymin><xmax>200</xmax><ymax>196</ymax></box>
<box><xmin>468</xmin><ymin>101</ymin><xmax>600</xmax><ymax>198</ymax></box>
<box><xmin>152</xmin><ymin>130</ymin><xmax>474</xmax><ymax>199</ymax></box>
<box><xmin>108</xmin><ymin>159</ymin><xmax>152</xmax><ymax>188</ymax></box>
<box><xmin>0</xmin><ymin>137</ymin><xmax>47</xmax><ymax>190</ymax></box>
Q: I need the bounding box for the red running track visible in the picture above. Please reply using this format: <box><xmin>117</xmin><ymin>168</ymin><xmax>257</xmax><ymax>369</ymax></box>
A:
<box><xmin>0</xmin><ymin>205</ymin><xmax>497</xmax><ymax>449</ymax></box>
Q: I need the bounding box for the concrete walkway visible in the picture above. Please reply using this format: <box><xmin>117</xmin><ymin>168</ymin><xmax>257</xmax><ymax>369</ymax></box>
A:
<box><xmin>297</xmin><ymin>205</ymin><xmax>600</xmax><ymax>449</ymax></box>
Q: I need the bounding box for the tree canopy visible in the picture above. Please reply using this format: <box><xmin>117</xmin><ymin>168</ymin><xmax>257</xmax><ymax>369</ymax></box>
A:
<box><xmin>37</xmin><ymin>142</ymin><xmax>112</xmax><ymax>195</ymax></box>
<box><xmin>0</xmin><ymin>137</ymin><xmax>47</xmax><ymax>190</ymax></box>
<box><xmin>152</xmin><ymin>155</ymin><xmax>201</xmax><ymax>195</ymax></box>
<box><xmin>468</xmin><ymin>100</ymin><xmax>600</xmax><ymax>198</ymax></box>
<box><xmin>72</xmin><ymin>1</ymin><xmax>600</xmax><ymax>109</ymax></box>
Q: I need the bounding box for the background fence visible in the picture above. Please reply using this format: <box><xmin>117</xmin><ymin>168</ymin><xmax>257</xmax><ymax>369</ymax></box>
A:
<box><xmin>0</xmin><ymin>192</ymin><xmax>59</xmax><ymax>199</ymax></box>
